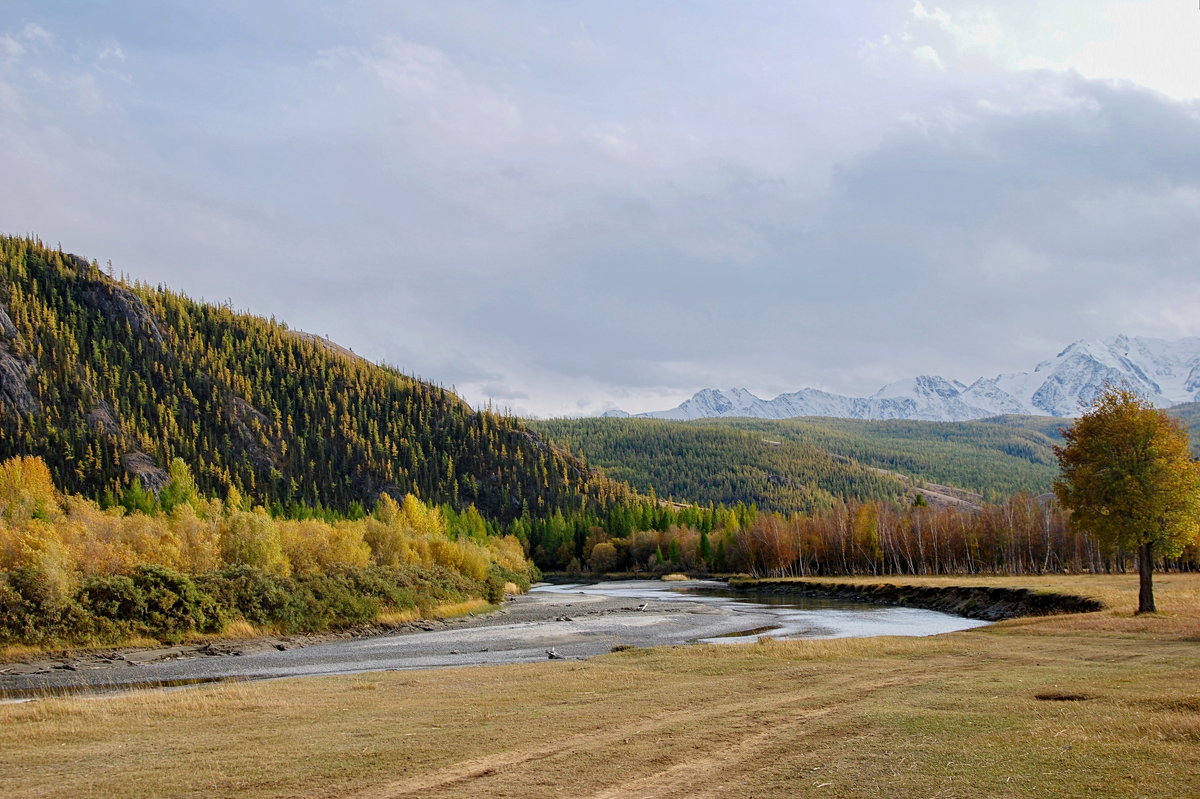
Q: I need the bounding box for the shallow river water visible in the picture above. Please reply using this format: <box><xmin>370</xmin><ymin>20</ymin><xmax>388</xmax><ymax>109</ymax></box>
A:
<box><xmin>535</xmin><ymin>580</ymin><xmax>989</xmax><ymax>642</ymax></box>
<box><xmin>0</xmin><ymin>579</ymin><xmax>987</xmax><ymax>697</ymax></box>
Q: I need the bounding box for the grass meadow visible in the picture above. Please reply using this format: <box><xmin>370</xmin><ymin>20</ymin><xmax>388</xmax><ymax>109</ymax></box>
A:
<box><xmin>2</xmin><ymin>573</ymin><xmax>1197</xmax><ymax>798</ymax></box>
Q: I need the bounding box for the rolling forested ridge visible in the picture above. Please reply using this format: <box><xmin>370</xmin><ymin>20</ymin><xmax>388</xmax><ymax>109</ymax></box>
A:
<box><xmin>533</xmin><ymin>410</ymin><xmax>1200</xmax><ymax>516</ymax></box>
<box><xmin>530</xmin><ymin>417</ymin><xmax>912</xmax><ymax>514</ymax></box>
<box><xmin>0</xmin><ymin>236</ymin><xmax>628</xmax><ymax>518</ymax></box>
<box><xmin>531</xmin><ymin>415</ymin><xmax>1066</xmax><ymax>512</ymax></box>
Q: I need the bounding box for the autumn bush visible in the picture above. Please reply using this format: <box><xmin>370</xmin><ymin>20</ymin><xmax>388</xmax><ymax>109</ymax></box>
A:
<box><xmin>0</xmin><ymin>456</ymin><xmax>537</xmax><ymax>648</ymax></box>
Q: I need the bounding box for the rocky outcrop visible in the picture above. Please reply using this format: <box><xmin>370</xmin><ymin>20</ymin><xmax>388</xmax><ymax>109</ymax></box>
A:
<box><xmin>0</xmin><ymin>299</ymin><xmax>16</xmax><ymax>339</ymax></box>
<box><xmin>0</xmin><ymin>342</ymin><xmax>37</xmax><ymax>414</ymax></box>
<box><xmin>82</xmin><ymin>281</ymin><xmax>164</xmax><ymax>347</ymax></box>
<box><xmin>122</xmin><ymin>451</ymin><xmax>169</xmax><ymax>494</ymax></box>
<box><xmin>227</xmin><ymin>395</ymin><xmax>278</xmax><ymax>470</ymax></box>
<box><xmin>87</xmin><ymin>401</ymin><xmax>122</xmax><ymax>437</ymax></box>
<box><xmin>729</xmin><ymin>578</ymin><xmax>1104</xmax><ymax>621</ymax></box>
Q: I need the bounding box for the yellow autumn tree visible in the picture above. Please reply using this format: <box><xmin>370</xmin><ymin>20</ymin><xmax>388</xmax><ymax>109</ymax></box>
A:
<box><xmin>1054</xmin><ymin>387</ymin><xmax>1200</xmax><ymax>612</ymax></box>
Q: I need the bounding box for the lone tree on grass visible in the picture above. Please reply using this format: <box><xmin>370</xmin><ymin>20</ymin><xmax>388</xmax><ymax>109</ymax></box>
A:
<box><xmin>1054</xmin><ymin>387</ymin><xmax>1200</xmax><ymax>613</ymax></box>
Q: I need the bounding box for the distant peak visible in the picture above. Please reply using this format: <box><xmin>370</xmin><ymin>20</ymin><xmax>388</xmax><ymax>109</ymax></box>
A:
<box><xmin>615</xmin><ymin>334</ymin><xmax>1200</xmax><ymax>423</ymax></box>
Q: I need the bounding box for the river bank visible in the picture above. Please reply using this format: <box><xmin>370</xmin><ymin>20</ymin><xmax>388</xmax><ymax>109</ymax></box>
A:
<box><xmin>0</xmin><ymin>584</ymin><xmax>717</xmax><ymax>694</ymax></box>
<box><xmin>1</xmin><ymin>579</ymin><xmax>989</xmax><ymax>695</ymax></box>
<box><xmin>731</xmin><ymin>577</ymin><xmax>1105</xmax><ymax>619</ymax></box>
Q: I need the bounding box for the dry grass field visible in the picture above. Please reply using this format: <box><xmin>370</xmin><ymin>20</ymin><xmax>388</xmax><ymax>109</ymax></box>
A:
<box><xmin>2</xmin><ymin>574</ymin><xmax>1197</xmax><ymax>798</ymax></box>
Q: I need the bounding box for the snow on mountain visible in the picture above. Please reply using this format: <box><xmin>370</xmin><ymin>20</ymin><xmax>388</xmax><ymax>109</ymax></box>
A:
<box><xmin>642</xmin><ymin>387</ymin><xmax>774</xmax><ymax>420</ymax></box>
<box><xmin>622</xmin><ymin>335</ymin><xmax>1200</xmax><ymax>423</ymax></box>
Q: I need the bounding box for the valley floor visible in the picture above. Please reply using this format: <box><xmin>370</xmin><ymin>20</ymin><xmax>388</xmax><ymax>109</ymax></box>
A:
<box><xmin>2</xmin><ymin>574</ymin><xmax>1197</xmax><ymax>799</ymax></box>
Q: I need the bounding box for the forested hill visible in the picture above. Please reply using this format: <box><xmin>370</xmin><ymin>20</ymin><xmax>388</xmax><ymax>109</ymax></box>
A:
<box><xmin>531</xmin><ymin>414</ymin><xmax>1066</xmax><ymax>514</ymax></box>
<box><xmin>531</xmin><ymin>417</ymin><xmax>910</xmax><ymax>514</ymax></box>
<box><xmin>0</xmin><ymin>236</ymin><xmax>628</xmax><ymax>518</ymax></box>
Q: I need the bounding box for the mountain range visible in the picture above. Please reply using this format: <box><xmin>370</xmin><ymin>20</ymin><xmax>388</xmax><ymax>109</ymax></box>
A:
<box><xmin>606</xmin><ymin>335</ymin><xmax>1200</xmax><ymax>422</ymax></box>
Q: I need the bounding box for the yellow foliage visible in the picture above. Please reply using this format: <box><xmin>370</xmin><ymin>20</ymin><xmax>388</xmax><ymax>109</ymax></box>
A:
<box><xmin>374</xmin><ymin>493</ymin><xmax>400</xmax><ymax>525</ymax></box>
<box><xmin>218</xmin><ymin>510</ymin><xmax>289</xmax><ymax>576</ymax></box>
<box><xmin>0</xmin><ymin>456</ymin><xmax>532</xmax><ymax>595</ymax></box>
<box><xmin>456</xmin><ymin>542</ymin><xmax>490</xmax><ymax>583</ymax></box>
<box><xmin>487</xmin><ymin>535</ymin><xmax>528</xmax><ymax>573</ymax></box>
<box><xmin>280</xmin><ymin>519</ymin><xmax>370</xmax><ymax>576</ymax></box>
<box><xmin>362</xmin><ymin>517</ymin><xmax>414</xmax><ymax>568</ymax></box>
<box><xmin>168</xmin><ymin>503</ymin><xmax>222</xmax><ymax>573</ymax></box>
<box><xmin>400</xmin><ymin>494</ymin><xmax>446</xmax><ymax>537</ymax></box>
<box><xmin>3</xmin><ymin>523</ymin><xmax>77</xmax><ymax>605</ymax></box>
<box><xmin>0</xmin><ymin>455</ymin><xmax>61</xmax><ymax>523</ymax></box>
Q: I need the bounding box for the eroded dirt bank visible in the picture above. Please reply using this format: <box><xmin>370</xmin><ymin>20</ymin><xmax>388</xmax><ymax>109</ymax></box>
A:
<box><xmin>730</xmin><ymin>578</ymin><xmax>1105</xmax><ymax>620</ymax></box>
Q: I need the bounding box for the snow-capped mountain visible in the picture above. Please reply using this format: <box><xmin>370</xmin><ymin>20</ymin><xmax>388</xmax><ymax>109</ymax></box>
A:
<box><xmin>610</xmin><ymin>335</ymin><xmax>1200</xmax><ymax>422</ymax></box>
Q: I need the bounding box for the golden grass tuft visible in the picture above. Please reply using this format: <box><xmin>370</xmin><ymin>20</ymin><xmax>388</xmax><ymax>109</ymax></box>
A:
<box><xmin>375</xmin><ymin>607</ymin><xmax>423</xmax><ymax>625</ymax></box>
<box><xmin>659</xmin><ymin>572</ymin><xmax>690</xmax><ymax>581</ymax></box>
<box><xmin>218</xmin><ymin>618</ymin><xmax>259</xmax><ymax>639</ymax></box>
<box><xmin>430</xmin><ymin>598</ymin><xmax>493</xmax><ymax>619</ymax></box>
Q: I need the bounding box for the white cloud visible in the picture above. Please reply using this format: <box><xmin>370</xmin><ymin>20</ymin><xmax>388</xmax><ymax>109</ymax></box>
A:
<box><xmin>98</xmin><ymin>44</ymin><xmax>125</xmax><ymax>63</ymax></box>
<box><xmin>912</xmin><ymin>44</ymin><xmax>944</xmax><ymax>69</ymax></box>
<box><xmin>904</xmin><ymin>0</ymin><xmax>1200</xmax><ymax>99</ymax></box>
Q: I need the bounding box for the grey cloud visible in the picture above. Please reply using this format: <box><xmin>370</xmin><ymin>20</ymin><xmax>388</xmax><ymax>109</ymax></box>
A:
<box><xmin>3</xmin><ymin>6</ymin><xmax>1200</xmax><ymax>415</ymax></box>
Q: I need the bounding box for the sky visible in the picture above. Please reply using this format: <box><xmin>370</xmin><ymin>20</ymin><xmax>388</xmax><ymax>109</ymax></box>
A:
<box><xmin>2</xmin><ymin>1</ymin><xmax>1200</xmax><ymax>417</ymax></box>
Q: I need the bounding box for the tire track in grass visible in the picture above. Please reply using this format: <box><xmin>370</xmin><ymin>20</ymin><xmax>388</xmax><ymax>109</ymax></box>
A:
<box><xmin>352</xmin><ymin>671</ymin><xmax>914</xmax><ymax>799</ymax></box>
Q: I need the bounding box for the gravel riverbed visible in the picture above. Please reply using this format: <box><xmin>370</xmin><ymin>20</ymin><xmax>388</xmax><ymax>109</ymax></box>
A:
<box><xmin>0</xmin><ymin>580</ymin><xmax>986</xmax><ymax>697</ymax></box>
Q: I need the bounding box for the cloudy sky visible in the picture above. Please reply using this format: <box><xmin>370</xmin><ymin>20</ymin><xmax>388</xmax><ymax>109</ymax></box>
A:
<box><xmin>3</xmin><ymin>2</ymin><xmax>1199</xmax><ymax>416</ymax></box>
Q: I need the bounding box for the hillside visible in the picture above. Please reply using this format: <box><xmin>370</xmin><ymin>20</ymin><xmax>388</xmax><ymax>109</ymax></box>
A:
<box><xmin>1166</xmin><ymin>402</ymin><xmax>1200</xmax><ymax>455</ymax></box>
<box><xmin>0</xmin><ymin>236</ymin><xmax>627</xmax><ymax>518</ymax></box>
<box><xmin>532</xmin><ymin>414</ymin><xmax>1065</xmax><ymax>512</ymax></box>
<box><xmin>705</xmin><ymin>417</ymin><xmax>1062</xmax><ymax>501</ymax></box>
<box><xmin>531</xmin><ymin>417</ymin><xmax>910</xmax><ymax>513</ymax></box>
<box><xmin>989</xmin><ymin>406</ymin><xmax>1200</xmax><ymax>457</ymax></box>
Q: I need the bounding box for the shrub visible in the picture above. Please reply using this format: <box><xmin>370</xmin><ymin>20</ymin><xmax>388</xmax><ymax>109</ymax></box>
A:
<box><xmin>0</xmin><ymin>567</ymin><xmax>88</xmax><ymax>645</ymax></box>
<box><xmin>484</xmin><ymin>575</ymin><xmax>505</xmax><ymax>603</ymax></box>
<box><xmin>78</xmin><ymin>574</ymin><xmax>146</xmax><ymax>621</ymax></box>
<box><xmin>198</xmin><ymin>566</ymin><xmax>295</xmax><ymax>628</ymax></box>
<box><xmin>130</xmin><ymin>564</ymin><xmax>224</xmax><ymax>640</ymax></box>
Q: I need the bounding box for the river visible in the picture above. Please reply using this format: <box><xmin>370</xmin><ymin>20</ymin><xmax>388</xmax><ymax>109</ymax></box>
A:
<box><xmin>0</xmin><ymin>579</ymin><xmax>987</xmax><ymax>698</ymax></box>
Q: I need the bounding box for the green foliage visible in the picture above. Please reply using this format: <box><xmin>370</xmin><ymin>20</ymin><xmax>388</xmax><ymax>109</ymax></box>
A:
<box><xmin>0</xmin><ymin>567</ymin><xmax>87</xmax><ymax>645</ymax></box>
<box><xmin>1164</xmin><ymin>402</ymin><xmax>1200</xmax><ymax>457</ymax></box>
<box><xmin>532</xmin><ymin>414</ymin><xmax>1063</xmax><ymax>514</ymax></box>
<box><xmin>530</xmin><ymin>417</ymin><xmax>907</xmax><ymax>514</ymax></box>
<box><xmin>0</xmin><ymin>236</ymin><xmax>629</xmax><ymax>522</ymax></box>
<box><xmin>1</xmin><ymin>560</ymin><xmax>487</xmax><ymax>646</ymax></box>
<box><xmin>77</xmin><ymin>574</ymin><xmax>145</xmax><ymax>623</ymax></box>
<box><xmin>484</xmin><ymin>575</ymin><xmax>505</xmax><ymax>604</ymax></box>
<box><xmin>128</xmin><ymin>564</ymin><xmax>225</xmax><ymax>640</ymax></box>
<box><xmin>159</xmin><ymin>457</ymin><xmax>200</xmax><ymax>514</ymax></box>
